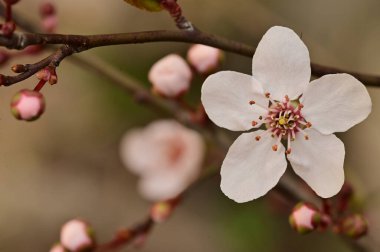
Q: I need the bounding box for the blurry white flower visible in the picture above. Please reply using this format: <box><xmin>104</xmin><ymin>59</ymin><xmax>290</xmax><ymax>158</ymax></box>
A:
<box><xmin>289</xmin><ymin>202</ymin><xmax>321</xmax><ymax>234</ymax></box>
<box><xmin>201</xmin><ymin>26</ymin><xmax>372</xmax><ymax>203</ymax></box>
<box><xmin>120</xmin><ymin>120</ymin><xmax>205</xmax><ymax>201</ymax></box>
<box><xmin>187</xmin><ymin>44</ymin><xmax>222</xmax><ymax>74</ymax></box>
<box><xmin>50</xmin><ymin>244</ymin><xmax>66</xmax><ymax>252</ymax></box>
<box><xmin>60</xmin><ymin>219</ymin><xmax>94</xmax><ymax>252</ymax></box>
<box><xmin>148</xmin><ymin>54</ymin><xmax>192</xmax><ymax>98</ymax></box>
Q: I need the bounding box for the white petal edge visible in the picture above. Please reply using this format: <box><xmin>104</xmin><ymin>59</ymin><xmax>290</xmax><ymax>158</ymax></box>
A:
<box><xmin>201</xmin><ymin>71</ymin><xmax>267</xmax><ymax>131</ymax></box>
<box><xmin>221</xmin><ymin>130</ymin><xmax>287</xmax><ymax>203</ymax></box>
<box><xmin>301</xmin><ymin>74</ymin><xmax>372</xmax><ymax>135</ymax></box>
<box><xmin>252</xmin><ymin>26</ymin><xmax>311</xmax><ymax>100</ymax></box>
<box><xmin>287</xmin><ymin>129</ymin><xmax>345</xmax><ymax>198</ymax></box>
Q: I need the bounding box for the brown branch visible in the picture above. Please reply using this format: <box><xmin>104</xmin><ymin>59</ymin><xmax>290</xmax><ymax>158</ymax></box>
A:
<box><xmin>0</xmin><ymin>30</ymin><xmax>379</xmax><ymax>87</ymax></box>
<box><xmin>95</xmin><ymin>217</ymin><xmax>154</xmax><ymax>252</ymax></box>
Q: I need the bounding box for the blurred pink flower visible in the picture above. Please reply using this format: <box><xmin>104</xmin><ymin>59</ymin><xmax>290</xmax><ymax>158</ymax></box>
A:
<box><xmin>50</xmin><ymin>244</ymin><xmax>66</xmax><ymax>252</ymax></box>
<box><xmin>60</xmin><ymin>219</ymin><xmax>94</xmax><ymax>252</ymax></box>
<box><xmin>187</xmin><ymin>44</ymin><xmax>222</xmax><ymax>74</ymax></box>
<box><xmin>148</xmin><ymin>54</ymin><xmax>192</xmax><ymax>98</ymax></box>
<box><xmin>120</xmin><ymin>120</ymin><xmax>205</xmax><ymax>201</ymax></box>
<box><xmin>201</xmin><ymin>26</ymin><xmax>372</xmax><ymax>203</ymax></box>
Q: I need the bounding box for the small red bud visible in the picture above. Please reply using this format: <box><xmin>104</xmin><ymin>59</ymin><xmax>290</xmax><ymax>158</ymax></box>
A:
<box><xmin>1</xmin><ymin>21</ymin><xmax>16</xmax><ymax>37</ymax></box>
<box><xmin>150</xmin><ymin>202</ymin><xmax>174</xmax><ymax>223</ymax></box>
<box><xmin>40</xmin><ymin>2</ymin><xmax>56</xmax><ymax>17</ymax></box>
<box><xmin>341</xmin><ymin>214</ymin><xmax>368</xmax><ymax>239</ymax></box>
<box><xmin>11</xmin><ymin>64</ymin><xmax>27</xmax><ymax>73</ymax></box>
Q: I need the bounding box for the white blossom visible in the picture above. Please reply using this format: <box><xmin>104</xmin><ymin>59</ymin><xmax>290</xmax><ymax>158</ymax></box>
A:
<box><xmin>201</xmin><ymin>26</ymin><xmax>372</xmax><ymax>203</ymax></box>
<box><xmin>120</xmin><ymin>120</ymin><xmax>205</xmax><ymax>201</ymax></box>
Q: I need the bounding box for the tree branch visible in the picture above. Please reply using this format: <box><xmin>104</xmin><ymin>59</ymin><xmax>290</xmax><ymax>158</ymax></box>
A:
<box><xmin>0</xmin><ymin>30</ymin><xmax>379</xmax><ymax>87</ymax></box>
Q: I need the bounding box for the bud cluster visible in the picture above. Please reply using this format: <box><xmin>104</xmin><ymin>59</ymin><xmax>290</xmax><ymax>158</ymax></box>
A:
<box><xmin>148</xmin><ymin>44</ymin><xmax>222</xmax><ymax>98</ymax></box>
<box><xmin>289</xmin><ymin>185</ymin><xmax>368</xmax><ymax>240</ymax></box>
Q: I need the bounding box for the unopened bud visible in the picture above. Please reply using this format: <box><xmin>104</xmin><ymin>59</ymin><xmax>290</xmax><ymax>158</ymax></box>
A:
<box><xmin>289</xmin><ymin>202</ymin><xmax>321</xmax><ymax>234</ymax></box>
<box><xmin>11</xmin><ymin>89</ymin><xmax>45</xmax><ymax>121</ymax></box>
<box><xmin>150</xmin><ymin>202</ymin><xmax>173</xmax><ymax>223</ymax></box>
<box><xmin>341</xmin><ymin>214</ymin><xmax>368</xmax><ymax>239</ymax></box>
<box><xmin>36</xmin><ymin>67</ymin><xmax>58</xmax><ymax>85</ymax></box>
<box><xmin>50</xmin><ymin>243</ymin><xmax>67</xmax><ymax>252</ymax></box>
<box><xmin>60</xmin><ymin>219</ymin><xmax>95</xmax><ymax>252</ymax></box>
<box><xmin>36</xmin><ymin>68</ymin><xmax>51</xmax><ymax>81</ymax></box>
<box><xmin>40</xmin><ymin>2</ymin><xmax>56</xmax><ymax>17</ymax></box>
<box><xmin>2</xmin><ymin>21</ymin><xmax>16</xmax><ymax>37</ymax></box>
<box><xmin>148</xmin><ymin>54</ymin><xmax>192</xmax><ymax>98</ymax></box>
<box><xmin>187</xmin><ymin>44</ymin><xmax>222</xmax><ymax>74</ymax></box>
<box><xmin>11</xmin><ymin>64</ymin><xmax>27</xmax><ymax>73</ymax></box>
<box><xmin>123</xmin><ymin>0</ymin><xmax>163</xmax><ymax>12</ymax></box>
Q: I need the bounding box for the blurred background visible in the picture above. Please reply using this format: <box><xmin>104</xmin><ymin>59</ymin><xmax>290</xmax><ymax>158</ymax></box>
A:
<box><xmin>0</xmin><ymin>0</ymin><xmax>379</xmax><ymax>251</ymax></box>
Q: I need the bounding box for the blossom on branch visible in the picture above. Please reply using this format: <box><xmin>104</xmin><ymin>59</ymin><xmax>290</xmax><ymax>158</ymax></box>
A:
<box><xmin>120</xmin><ymin>120</ymin><xmax>205</xmax><ymax>201</ymax></box>
<box><xmin>201</xmin><ymin>26</ymin><xmax>372</xmax><ymax>203</ymax></box>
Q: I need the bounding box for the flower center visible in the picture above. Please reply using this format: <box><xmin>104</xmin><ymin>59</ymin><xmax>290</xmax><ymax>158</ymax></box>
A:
<box><xmin>249</xmin><ymin>93</ymin><xmax>312</xmax><ymax>155</ymax></box>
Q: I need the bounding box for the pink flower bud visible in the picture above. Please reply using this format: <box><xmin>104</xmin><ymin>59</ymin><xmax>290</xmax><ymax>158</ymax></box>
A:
<box><xmin>289</xmin><ymin>202</ymin><xmax>321</xmax><ymax>234</ymax></box>
<box><xmin>150</xmin><ymin>202</ymin><xmax>174</xmax><ymax>223</ymax></box>
<box><xmin>11</xmin><ymin>89</ymin><xmax>45</xmax><ymax>121</ymax></box>
<box><xmin>60</xmin><ymin>219</ymin><xmax>95</xmax><ymax>252</ymax></box>
<box><xmin>187</xmin><ymin>44</ymin><xmax>222</xmax><ymax>74</ymax></box>
<box><xmin>50</xmin><ymin>244</ymin><xmax>67</xmax><ymax>252</ymax></box>
<box><xmin>42</xmin><ymin>15</ymin><xmax>58</xmax><ymax>33</ymax></box>
<box><xmin>341</xmin><ymin>214</ymin><xmax>368</xmax><ymax>239</ymax></box>
<box><xmin>148</xmin><ymin>54</ymin><xmax>192</xmax><ymax>98</ymax></box>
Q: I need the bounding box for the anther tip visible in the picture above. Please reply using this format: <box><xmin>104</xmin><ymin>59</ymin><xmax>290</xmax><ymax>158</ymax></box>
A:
<box><xmin>255</xmin><ymin>136</ymin><xmax>261</xmax><ymax>141</ymax></box>
<box><xmin>272</xmin><ymin>145</ymin><xmax>278</xmax><ymax>151</ymax></box>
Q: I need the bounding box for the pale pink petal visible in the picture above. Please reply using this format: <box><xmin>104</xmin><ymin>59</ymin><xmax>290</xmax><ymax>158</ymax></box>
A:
<box><xmin>288</xmin><ymin>129</ymin><xmax>345</xmax><ymax>198</ymax></box>
<box><xmin>301</xmin><ymin>74</ymin><xmax>372</xmax><ymax>135</ymax></box>
<box><xmin>119</xmin><ymin>129</ymin><xmax>153</xmax><ymax>175</ymax></box>
<box><xmin>252</xmin><ymin>26</ymin><xmax>310</xmax><ymax>100</ymax></box>
<box><xmin>139</xmin><ymin>173</ymin><xmax>189</xmax><ymax>201</ymax></box>
<box><xmin>201</xmin><ymin>71</ymin><xmax>267</xmax><ymax>131</ymax></box>
<box><xmin>120</xmin><ymin>120</ymin><xmax>205</xmax><ymax>201</ymax></box>
<box><xmin>221</xmin><ymin>130</ymin><xmax>287</xmax><ymax>203</ymax></box>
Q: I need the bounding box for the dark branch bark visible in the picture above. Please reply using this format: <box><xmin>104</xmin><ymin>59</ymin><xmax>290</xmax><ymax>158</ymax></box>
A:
<box><xmin>0</xmin><ymin>30</ymin><xmax>379</xmax><ymax>87</ymax></box>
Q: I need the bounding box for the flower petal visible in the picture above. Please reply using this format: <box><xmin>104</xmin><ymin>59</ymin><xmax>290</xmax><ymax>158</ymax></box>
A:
<box><xmin>221</xmin><ymin>130</ymin><xmax>287</xmax><ymax>203</ymax></box>
<box><xmin>139</xmin><ymin>173</ymin><xmax>189</xmax><ymax>201</ymax></box>
<box><xmin>301</xmin><ymin>74</ymin><xmax>372</xmax><ymax>135</ymax></box>
<box><xmin>287</xmin><ymin>129</ymin><xmax>345</xmax><ymax>198</ymax></box>
<box><xmin>252</xmin><ymin>26</ymin><xmax>311</xmax><ymax>100</ymax></box>
<box><xmin>201</xmin><ymin>71</ymin><xmax>267</xmax><ymax>131</ymax></box>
